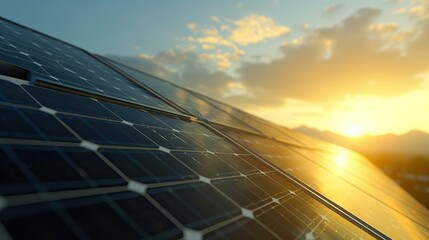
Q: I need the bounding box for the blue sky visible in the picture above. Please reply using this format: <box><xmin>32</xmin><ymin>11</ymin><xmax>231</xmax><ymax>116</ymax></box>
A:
<box><xmin>1</xmin><ymin>0</ymin><xmax>389</xmax><ymax>55</ymax></box>
<box><xmin>2</xmin><ymin>0</ymin><xmax>429</xmax><ymax>136</ymax></box>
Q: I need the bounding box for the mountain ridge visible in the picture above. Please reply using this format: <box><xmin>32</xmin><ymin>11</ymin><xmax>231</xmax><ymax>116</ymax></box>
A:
<box><xmin>294</xmin><ymin>126</ymin><xmax>429</xmax><ymax>154</ymax></box>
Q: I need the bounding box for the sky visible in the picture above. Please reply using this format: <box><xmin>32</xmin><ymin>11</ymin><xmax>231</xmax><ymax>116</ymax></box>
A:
<box><xmin>2</xmin><ymin>0</ymin><xmax>429</xmax><ymax>136</ymax></box>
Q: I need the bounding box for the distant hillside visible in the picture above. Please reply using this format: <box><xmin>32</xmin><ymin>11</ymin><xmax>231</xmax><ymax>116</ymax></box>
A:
<box><xmin>294</xmin><ymin>126</ymin><xmax>429</xmax><ymax>154</ymax></box>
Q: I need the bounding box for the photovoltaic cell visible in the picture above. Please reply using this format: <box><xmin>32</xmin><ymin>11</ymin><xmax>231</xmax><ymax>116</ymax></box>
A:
<box><xmin>212</xmin><ymin>177</ymin><xmax>271</xmax><ymax>209</ymax></box>
<box><xmin>0</xmin><ymin>79</ymin><xmax>39</xmax><ymax>107</ymax></box>
<box><xmin>148</xmin><ymin>183</ymin><xmax>241</xmax><ymax>230</ymax></box>
<box><xmin>0</xmin><ymin>105</ymin><xmax>78</xmax><ymax>142</ymax></box>
<box><xmin>23</xmin><ymin>85</ymin><xmax>120</xmax><ymax>121</ymax></box>
<box><xmin>2</xmin><ymin>205</ymin><xmax>77</xmax><ymax>240</ymax></box>
<box><xmin>99</xmin><ymin>149</ymin><xmax>198</xmax><ymax>184</ymax></box>
<box><xmin>59</xmin><ymin>114</ymin><xmax>158</xmax><ymax>148</ymax></box>
<box><xmin>0</xmin><ymin>145</ymin><xmax>126</xmax><ymax>195</ymax></box>
<box><xmin>172</xmin><ymin>152</ymin><xmax>240</xmax><ymax>178</ymax></box>
<box><xmin>111</xmin><ymin>192</ymin><xmax>182</xmax><ymax>239</ymax></box>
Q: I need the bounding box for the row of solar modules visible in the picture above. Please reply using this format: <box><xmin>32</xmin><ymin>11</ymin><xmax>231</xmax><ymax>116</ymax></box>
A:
<box><xmin>0</xmin><ymin>78</ymin><xmax>375</xmax><ymax>239</ymax></box>
<box><xmin>0</xmin><ymin>16</ymin><xmax>429</xmax><ymax>240</ymax></box>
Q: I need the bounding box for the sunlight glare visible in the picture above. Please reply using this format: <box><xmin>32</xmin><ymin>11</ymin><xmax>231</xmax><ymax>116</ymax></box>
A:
<box><xmin>335</xmin><ymin>150</ymin><xmax>348</xmax><ymax>168</ymax></box>
<box><xmin>344</xmin><ymin>125</ymin><xmax>363</xmax><ymax>138</ymax></box>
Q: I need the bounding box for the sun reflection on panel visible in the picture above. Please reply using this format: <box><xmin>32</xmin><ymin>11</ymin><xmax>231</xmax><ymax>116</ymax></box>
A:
<box><xmin>334</xmin><ymin>150</ymin><xmax>348</xmax><ymax>168</ymax></box>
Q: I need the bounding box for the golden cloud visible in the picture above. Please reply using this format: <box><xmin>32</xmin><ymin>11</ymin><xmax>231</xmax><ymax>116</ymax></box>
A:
<box><xmin>233</xmin><ymin>8</ymin><xmax>429</xmax><ymax>107</ymax></box>
<box><xmin>181</xmin><ymin>14</ymin><xmax>288</xmax><ymax>70</ymax></box>
<box><xmin>229</xmin><ymin>14</ymin><xmax>290</xmax><ymax>46</ymax></box>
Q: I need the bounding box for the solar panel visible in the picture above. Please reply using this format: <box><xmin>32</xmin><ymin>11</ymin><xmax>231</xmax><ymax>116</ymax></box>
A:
<box><xmin>1</xmin><ymin>17</ymin><xmax>429</xmax><ymax>240</ymax></box>
<box><xmin>0</xmin><ymin>17</ymin><xmax>179</xmax><ymax>114</ymax></box>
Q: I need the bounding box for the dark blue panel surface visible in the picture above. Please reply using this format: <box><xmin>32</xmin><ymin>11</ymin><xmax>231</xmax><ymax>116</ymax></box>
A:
<box><xmin>172</xmin><ymin>152</ymin><xmax>240</xmax><ymax>178</ymax></box>
<box><xmin>0</xmin><ymin>145</ymin><xmax>126</xmax><ymax>195</ymax></box>
<box><xmin>59</xmin><ymin>114</ymin><xmax>157</xmax><ymax>148</ymax></box>
<box><xmin>0</xmin><ymin>105</ymin><xmax>78</xmax><ymax>142</ymax></box>
<box><xmin>99</xmin><ymin>149</ymin><xmax>198</xmax><ymax>183</ymax></box>
<box><xmin>0</xmin><ymin>79</ymin><xmax>38</xmax><ymax>107</ymax></box>
<box><xmin>24</xmin><ymin>85</ymin><xmax>120</xmax><ymax>120</ymax></box>
<box><xmin>148</xmin><ymin>183</ymin><xmax>241</xmax><ymax>230</ymax></box>
<box><xmin>213</xmin><ymin>177</ymin><xmax>271</xmax><ymax>209</ymax></box>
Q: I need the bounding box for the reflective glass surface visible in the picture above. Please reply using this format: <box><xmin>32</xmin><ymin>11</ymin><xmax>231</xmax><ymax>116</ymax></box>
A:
<box><xmin>0</xmin><ymin>17</ymin><xmax>178</xmax><ymax>113</ymax></box>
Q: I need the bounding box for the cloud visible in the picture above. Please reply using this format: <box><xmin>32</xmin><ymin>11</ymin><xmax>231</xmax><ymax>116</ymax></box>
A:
<box><xmin>322</xmin><ymin>4</ymin><xmax>343</xmax><ymax>18</ymax></box>
<box><xmin>180</xmin><ymin>14</ymin><xmax>289</xmax><ymax>70</ymax></box>
<box><xmin>229</xmin><ymin>14</ymin><xmax>290</xmax><ymax>45</ymax></box>
<box><xmin>235</xmin><ymin>8</ymin><xmax>429</xmax><ymax>106</ymax></box>
<box><xmin>393</xmin><ymin>2</ymin><xmax>429</xmax><ymax>19</ymax></box>
<box><xmin>409</xmin><ymin>5</ymin><xmax>428</xmax><ymax>18</ymax></box>
<box><xmin>368</xmin><ymin>22</ymin><xmax>398</xmax><ymax>34</ymax></box>
<box><xmin>187</xmin><ymin>22</ymin><xmax>198</xmax><ymax>31</ymax></box>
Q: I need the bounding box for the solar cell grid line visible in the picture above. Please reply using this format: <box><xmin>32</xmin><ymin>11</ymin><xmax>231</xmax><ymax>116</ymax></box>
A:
<box><xmin>100</xmin><ymin>56</ymin><xmax>264</xmax><ymax>134</ymax></box>
<box><xmin>0</xmin><ymin>17</ymin><xmax>181</xmax><ymax>114</ymax></box>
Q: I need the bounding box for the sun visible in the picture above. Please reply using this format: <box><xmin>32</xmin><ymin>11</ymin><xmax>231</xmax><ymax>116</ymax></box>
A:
<box><xmin>343</xmin><ymin>125</ymin><xmax>363</xmax><ymax>138</ymax></box>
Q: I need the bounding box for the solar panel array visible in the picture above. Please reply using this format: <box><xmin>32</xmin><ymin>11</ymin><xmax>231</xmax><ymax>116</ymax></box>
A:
<box><xmin>0</xmin><ymin>16</ymin><xmax>428</xmax><ymax>240</ymax></box>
